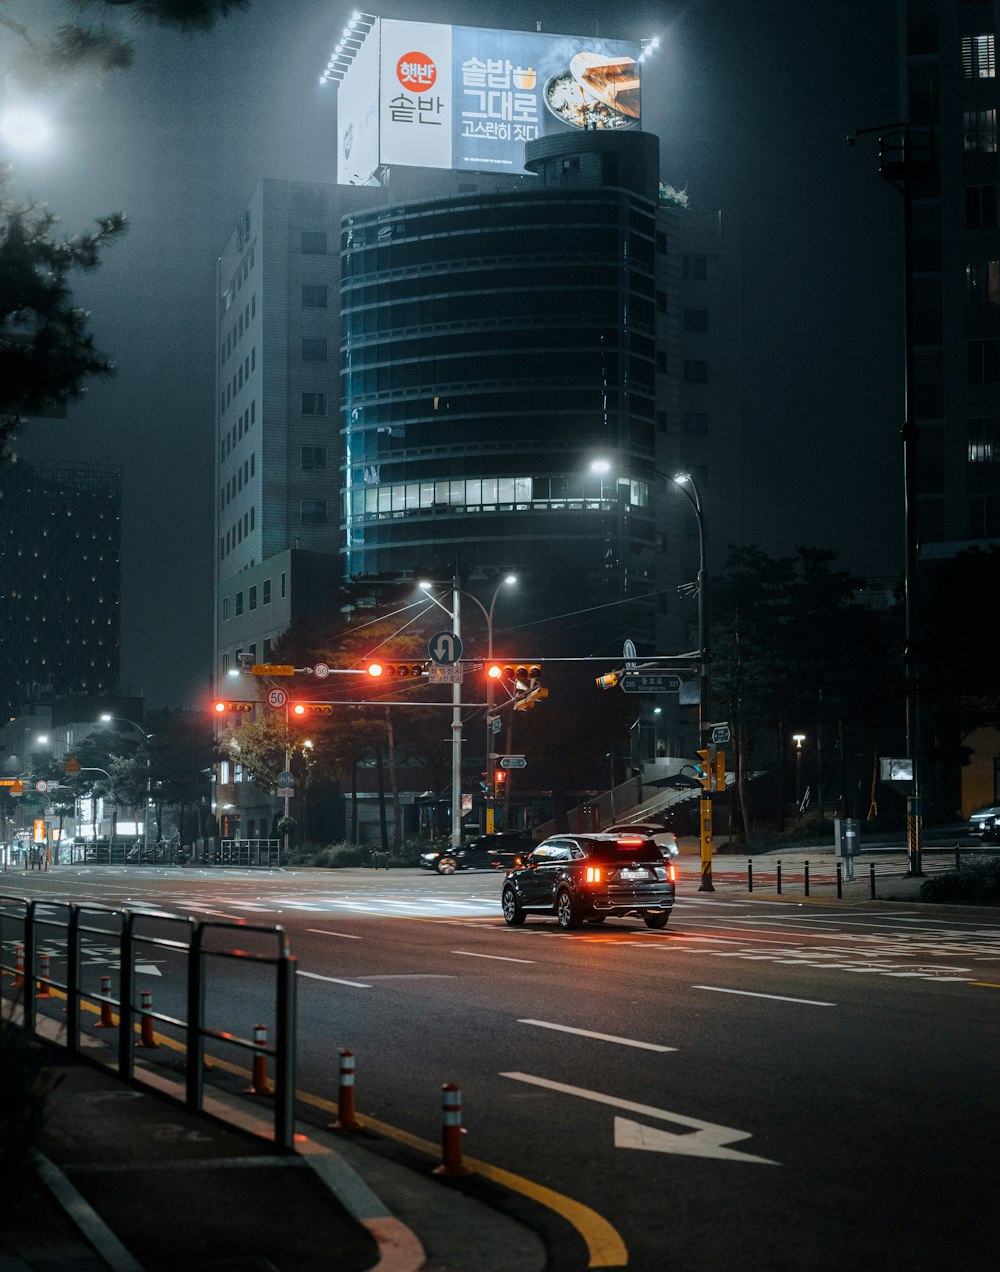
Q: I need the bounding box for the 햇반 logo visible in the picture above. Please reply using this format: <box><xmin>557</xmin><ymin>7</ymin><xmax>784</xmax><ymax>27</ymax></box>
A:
<box><xmin>396</xmin><ymin>51</ymin><xmax>436</xmax><ymax>91</ymax></box>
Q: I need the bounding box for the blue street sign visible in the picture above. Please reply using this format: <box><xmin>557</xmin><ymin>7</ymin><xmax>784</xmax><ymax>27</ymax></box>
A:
<box><xmin>428</xmin><ymin>631</ymin><xmax>464</xmax><ymax>665</ymax></box>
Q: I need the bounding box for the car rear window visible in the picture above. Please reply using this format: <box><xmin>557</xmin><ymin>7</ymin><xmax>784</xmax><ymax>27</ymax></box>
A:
<box><xmin>585</xmin><ymin>837</ymin><xmax>662</xmax><ymax>863</ymax></box>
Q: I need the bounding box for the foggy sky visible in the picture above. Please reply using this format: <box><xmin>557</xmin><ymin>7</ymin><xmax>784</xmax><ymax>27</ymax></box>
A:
<box><xmin>9</xmin><ymin>1</ymin><xmax>902</xmax><ymax>707</ymax></box>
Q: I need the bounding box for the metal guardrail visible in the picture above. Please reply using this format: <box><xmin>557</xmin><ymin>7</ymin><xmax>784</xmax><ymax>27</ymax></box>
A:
<box><xmin>0</xmin><ymin>893</ymin><xmax>297</xmax><ymax>1151</ymax></box>
<box><xmin>215</xmin><ymin>839</ymin><xmax>282</xmax><ymax>868</ymax></box>
<box><xmin>708</xmin><ymin>845</ymin><xmax>1000</xmax><ymax>900</ymax></box>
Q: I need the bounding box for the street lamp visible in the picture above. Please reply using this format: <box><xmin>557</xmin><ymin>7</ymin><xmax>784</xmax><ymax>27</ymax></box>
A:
<box><xmin>793</xmin><ymin>733</ymin><xmax>807</xmax><ymax>811</ymax></box>
<box><xmin>98</xmin><ymin>714</ymin><xmax>151</xmax><ymax>849</ymax></box>
<box><xmin>849</xmin><ymin>123</ymin><xmax>932</xmax><ymax>878</ymax></box>
<box><xmin>589</xmin><ymin>458</ymin><xmax>714</xmax><ymax>888</ymax></box>
<box><xmin>469</xmin><ymin>575</ymin><xmax>517</xmax><ymax>835</ymax></box>
<box><xmin>419</xmin><ymin>574</ymin><xmax>517</xmax><ymax>847</ymax></box>
<box><xmin>671</xmin><ymin>472</ymin><xmax>714</xmax><ymax>891</ymax></box>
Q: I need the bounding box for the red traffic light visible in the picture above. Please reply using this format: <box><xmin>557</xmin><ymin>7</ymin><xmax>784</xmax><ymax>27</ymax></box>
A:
<box><xmin>487</xmin><ymin>664</ymin><xmax>503</xmax><ymax>679</ymax></box>
<box><xmin>367</xmin><ymin>662</ymin><xmax>384</xmax><ymax>678</ymax></box>
<box><xmin>366</xmin><ymin>661</ymin><xmax>424</xmax><ymax>678</ymax></box>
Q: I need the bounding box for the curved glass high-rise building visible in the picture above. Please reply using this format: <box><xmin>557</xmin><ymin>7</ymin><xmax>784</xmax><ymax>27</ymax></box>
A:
<box><xmin>340</xmin><ymin>131</ymin><xmax>669</xmax><ymax>645</ymax></box>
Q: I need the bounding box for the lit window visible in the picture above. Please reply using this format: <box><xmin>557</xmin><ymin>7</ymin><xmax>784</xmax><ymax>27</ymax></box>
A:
<box><xmin>963</xmin><ymin>34</ymin><xmax>996</xmax><ymax>78</ymax></box>
<box><xmin>964</xmin><ymin>109</ymin><xmax>998</xmax><ymax>153</ymax></box>
<box><xmin>969</xmin><ymin>416</ymin><xmax>1000</xmax><ymax>461</ymax></box>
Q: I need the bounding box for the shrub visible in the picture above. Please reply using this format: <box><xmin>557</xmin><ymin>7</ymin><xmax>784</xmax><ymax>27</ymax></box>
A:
<box><xmin>919</xmin><ymin>856</ymin><xmax>1000</xmax><ymax>905</ymax></box>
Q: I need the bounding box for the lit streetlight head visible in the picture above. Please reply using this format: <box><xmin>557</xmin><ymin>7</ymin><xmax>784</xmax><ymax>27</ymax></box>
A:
<box><xmin>590</xmin><ymin>459</ymin><xmax>612</xmax><ymax>475</ymax></box>
<box><xmin>793</xmin><ymin>733</ymin><xmax>806</xmax><ymax>748</ymax></box>
<box><xmin>1</xmin><ymin>109</ymin><xmax>50</xmax><ymax>150</ymax></box>
<box><xmin>36</xmin><ymin>734</ymin><xmax>49</xmax><ymax>746</ymax></box>
<box><xmin>227</xmin><ymin>667</ymin><xmax>241</xmax><ymax>678</ymax></box>
<box><xmin>418</xmin><ymin>580</ymin><xmax>433</xmax><ymax>590</ymax></box>
<box><xmin>673</xmin><ymin>473</ymin><xmax>690</xmax><ymax>485</ymax></box>
<box><xmin>503</xmin><ymin>573</ymin><xmax>517</xmax><ymax>586</ymax></box>
<box><xmin>100</xmin><ymin>713</ymin><xmax>112</xmax><ymax>722</ymax></box>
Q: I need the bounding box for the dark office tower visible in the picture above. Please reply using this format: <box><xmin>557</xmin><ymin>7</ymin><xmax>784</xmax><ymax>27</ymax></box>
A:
<box><xmin>900</xmin><ymin>1</ymin><xmax>1000</xmax><ymax>550</ymax></box>
<box><xmin>0</xmin><ymin>460</ymin><xmax>121</xmax><ymax>717</ymax></box>
<box><xmin>340</xmin><ymin>130</ymin><xmax>742</xmax><ymax>654</ymax></box>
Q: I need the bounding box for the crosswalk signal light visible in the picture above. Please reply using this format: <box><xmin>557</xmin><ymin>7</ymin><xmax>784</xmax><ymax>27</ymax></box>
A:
<box><xmin>494</xmin><ymin>769</ymin><xmax>507</xmax><ymax>787</ymax></box>
<box><xmin>695</xmin><ymin>747</ymin><xmax>714</xmax><ymax>791</ymax></box>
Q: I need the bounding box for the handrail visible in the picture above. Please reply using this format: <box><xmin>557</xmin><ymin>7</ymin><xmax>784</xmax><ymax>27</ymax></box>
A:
<box><xmin>0</xmin><ymin>893</ymin><xmax>297</xmax><ymax>1151</ymax></box>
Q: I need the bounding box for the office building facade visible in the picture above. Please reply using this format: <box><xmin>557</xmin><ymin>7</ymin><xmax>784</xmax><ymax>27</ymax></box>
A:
<box><xmin>0</xmin><ymin>460</ymin><xmax>121</xmax><ymax>719</ymax></box>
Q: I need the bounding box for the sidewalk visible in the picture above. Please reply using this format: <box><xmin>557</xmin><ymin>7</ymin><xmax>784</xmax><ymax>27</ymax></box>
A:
<box><xmin>1</xmin><ymin>1029</ymin><xmax>546</xmax><ymax>1272</ymax></box>
<box><xmin>672</xmin><ymin>842</ymin><xmax>934</xmax><ymax>903</ymax></box>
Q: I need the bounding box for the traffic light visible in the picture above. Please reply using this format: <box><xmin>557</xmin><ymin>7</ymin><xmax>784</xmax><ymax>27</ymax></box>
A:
<box><xmin>366</xmin><ymin>661</ymin><xmax>425</xmax><ymax>678</ymax></box>
<box><xmin>212</xmin><ymin>701</ymin><xmax>254</xmax><ymax>714</ymax></box>
<box><xmin>713</xmin><ymin>748</ymin><xmax>726</xmax><ymax>792</ymax></box>
<box><xmin>291</xmin><ymin>703</ymin><xmax>334</xmax><ymax>717</ymax></box>
<box><xmin>596</xmin><ymin>670</ymin><xmax>620</xmax><ymax>690</ymax></box>
<box><xmin>494</xmin><ymin>769</ymin><xmax>507</xmax><ymax>787</ymax></box>
<box><xmin>694</xmin><ymin>747</ymin><xmax>715</xmax><ymax>791</ymax></box>
<box><xmin>486</xmin><ymin>663</ymin><xmax>503</xmax><ymax>681</ymax></box>
<box><xmin>479</xmin><ymin>771</ymin><xmax>490</xmax><ymax>795</ymax></box>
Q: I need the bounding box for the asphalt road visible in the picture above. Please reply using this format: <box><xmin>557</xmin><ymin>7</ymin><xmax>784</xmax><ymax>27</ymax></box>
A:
<box><xmin>5</xmin><ymin>865</ymin><xmax>999</xmax><ymax>1271</ymax></box>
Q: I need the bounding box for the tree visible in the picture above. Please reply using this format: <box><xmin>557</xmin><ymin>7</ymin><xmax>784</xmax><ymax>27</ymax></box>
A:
<box><xmin>710</xmin><ymin>546</ymin><xmax>895</xmax><ymax>834</ymax></box>
<box><xmin>0</xmin><ymin>173</ymin><xmax>126</xmax><ymax>458</ymax></box>
<box><xmin>0</xmin><ymin>0</ymin><xmax>248</xmax><ymax>456</ymax></box>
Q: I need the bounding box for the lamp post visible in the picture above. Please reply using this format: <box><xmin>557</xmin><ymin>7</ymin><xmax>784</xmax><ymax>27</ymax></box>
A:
<box><xmin>419</xmin><ymin>574</ymin><xmax>463</xmax><ymax>849</ymax></box>
<box><xmin>849</xmin><ymin>123</ymin><xmax>932</xmax><ymax>877</ymax></box>
<box><xmin>99</xmin><ymin>714</ymin><xmax>150</xmax><ymax>849</ymax></box>
<box><xmin>472</xmin><ymin>575</ymin><xmax>517</xmax><ymax>834</ymax></box>
<box><xmin>420</xmin><ymin>574</ymin><xmax>516</xmax><ymax>846</ymax></box>
<box><xmin>793</xmin><ymin>733</ymin><xmax>807</xmax><ymax>812</ymax></box>
<box><xmin>671</xmin><ymin>472</ymin><xmax>714</xmax><ymax>892</ymax></box>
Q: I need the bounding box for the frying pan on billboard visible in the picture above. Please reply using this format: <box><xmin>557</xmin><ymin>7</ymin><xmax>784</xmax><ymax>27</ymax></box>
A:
<box><xmin>336</xmin><ymin>19</ymin><xmax>641</xmax><ymax>183</ymax></box>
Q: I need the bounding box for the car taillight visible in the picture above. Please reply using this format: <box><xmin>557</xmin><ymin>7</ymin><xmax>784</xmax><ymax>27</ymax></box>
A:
<box><xmin>668</xmin><ymin>863</ymin><xmax>676</xmax><ymax>882</ymax></box>
<box><xmin>585</xmin><ymin>866</ymin><xmax>603</xmax><ymax>884</ymax></box>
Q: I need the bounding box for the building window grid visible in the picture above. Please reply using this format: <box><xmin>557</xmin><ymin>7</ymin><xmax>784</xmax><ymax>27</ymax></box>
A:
<box><xmin>962</xmin><ymin>33</ymin><xmax>996</xmax><ymax>78</ymax></box>
<box><xmin>344</xmin><ymin>475</ymin><xmax>649</xmax><ymax>522</ymax></box>
<box><xmin>969</xmin><ymin>416</ymin><xmax>1000</xmax><ymax>461</ymax></box>
<box><xmin>964</xmin><ymin>108</ymin><xmax>998</xmax><ymax>153</ymax></box>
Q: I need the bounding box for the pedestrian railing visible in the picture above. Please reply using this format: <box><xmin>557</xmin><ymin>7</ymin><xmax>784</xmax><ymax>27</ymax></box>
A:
<box><xmin>702</xmin><ymin>845</ymin><xmax>999</xmax><ymax>900</ymax></box>
<box><xmin>0</xmin><ymin>893</ymin><xmax>297</xmax><ymax>1151</ymax></box>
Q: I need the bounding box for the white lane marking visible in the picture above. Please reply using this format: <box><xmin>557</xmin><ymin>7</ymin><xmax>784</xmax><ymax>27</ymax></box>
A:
<box><xmin>306</xmin><ymin>929</ymin><xmax>363</xmax><ymax>940</ymax></box>
<box><xmin>298</xmin><ymin>970</ymin><xmax>372</xmax><ymax>989</ymax></box>
<box><xmin>451</xmin><ymin>950</ymin><xmax>535</xmax><ymax>964</ymax></box>
<box><xmin>500</xmin><ymin>1072</ymin><xmax>777</xmax><ymax>1165</ymax></box>
<box><xmin>692</xmin><ymin>985</ymin><xmax>835</xmax><ymax>1007</ymax></box>
<box><xmin>518</xmin><ymin>1019</ymin><xmax>676</xmax><ymax>1052</ymax></box>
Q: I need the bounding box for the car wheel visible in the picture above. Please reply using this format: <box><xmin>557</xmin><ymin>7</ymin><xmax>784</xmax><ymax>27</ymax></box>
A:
<box><xmin>437</xmin><ymin>856</ymin><xmax>458</xmax><ymax>875</ymax></box>
<box><xmin>556</xmin><ymin>889</ymin><xmax>582</xmax><ymax>929</ymax></box>
<box><xmin>586</xmin><ymin>915</ymin><xmax>607</xmax><ymax>925</ymax></box>
<box><xmin>502</xmin><ymin>885</ymin><xmax>526</xmax><ymax>926</ymax></box>
<box><xmin>643</xmin><ymin>912</ymin><xmax>670</xmax><ymax>929</ymax></box>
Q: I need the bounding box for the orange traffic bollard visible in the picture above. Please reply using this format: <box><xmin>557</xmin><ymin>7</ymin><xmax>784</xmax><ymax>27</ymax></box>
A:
<box><xmin>433</xmin><ymin>1083</ymin><xmax>472</xmax><ymax>1177</ymax></box>
<box><xmin>244</xmin><ymin>1023</ymin><xmax>273</xmax><ymax>1096</ymax></box>
<box><xmin>330</xmin><ymin>1048</ymin><xmax>361</xmax><ymax>1131</ymax></box>
<box><xmin>12</xmin><ymin>943</ymin><xmax>24</xmax><ymax>988</ymax></box>
<box><xmin>36</xmin><ymin>951</ymin><xmax>53</xmax><ymax>999</ymax></box>
<box><xmin>136</xmin><ymin>988</ymin><xmax>158</xmax><ymax>1049</ymax></box>
<box><xmin>95</xmin><ymin>974</ymin><xmax>115</xmax><ymax>1028</ymax></box>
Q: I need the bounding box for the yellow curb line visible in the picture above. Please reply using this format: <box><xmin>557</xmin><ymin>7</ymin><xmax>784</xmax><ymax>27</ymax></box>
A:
<box><xmin>62</xmin><ymin>994</ymin><xmax>628</xmax><ymax>1268</ymax></box>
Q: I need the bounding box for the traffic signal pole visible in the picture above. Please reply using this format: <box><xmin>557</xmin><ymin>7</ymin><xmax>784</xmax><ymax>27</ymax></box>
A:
<box><xmin>451</xmin><ymin>574</ymin><xmax>463</xmax><ymax>851</ymax></box>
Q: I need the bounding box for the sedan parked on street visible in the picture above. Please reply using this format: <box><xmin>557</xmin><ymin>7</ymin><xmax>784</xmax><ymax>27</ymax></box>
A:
<box><xmin>420</xmin><ymin>831</ymin><xmax>536</xmax><ymax>874</ymax></box>
<box><xmin>501</xmin><ymin>832</ymin><xmax>675</xmax><ymax>929</ymax></box>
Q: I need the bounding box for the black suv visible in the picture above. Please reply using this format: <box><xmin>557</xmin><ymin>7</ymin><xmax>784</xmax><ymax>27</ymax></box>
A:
<box><xmin>501</xmin><ymin>833</ymin><xmax>675</xmax><ymax>929</ymax></box>
<box><xmin>420</xmin><ymin>832</ymin><xmax>536</xmax><ymax>875</ymax></box>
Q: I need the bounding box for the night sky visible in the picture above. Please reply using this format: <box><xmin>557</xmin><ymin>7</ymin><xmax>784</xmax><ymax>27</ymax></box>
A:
<box><xmin>8</xmin><ymin>1</ymin><xmax>901</xmax><ymax>707</ymax></box>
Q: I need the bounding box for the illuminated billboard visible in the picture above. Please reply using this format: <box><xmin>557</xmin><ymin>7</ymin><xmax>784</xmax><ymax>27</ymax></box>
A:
<box><xmin>336</xmin><ymin>19</ymin><xmax>641</xmax><ymax>183</ymax></box>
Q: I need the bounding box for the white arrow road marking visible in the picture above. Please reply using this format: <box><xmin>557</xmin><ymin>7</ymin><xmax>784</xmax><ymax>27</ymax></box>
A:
<box><xmin>612</xmin><ymin>1117</ymin><xmax>777</xmax><ymax>1163</ymax></box>
<box><xmin>134</xmin><ymin>964</ymin><xmax>162</xmax><ymax>976</ymax></box>
<box><xmin>500</xmin><ymin>1072</ymin><xmax>778</xmax><ymax>1165</ymax></box>
<box><xmin>517</xmin><ymin>1020</ymin><xmax>676</xmax><ymax>1051</ymax></box>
